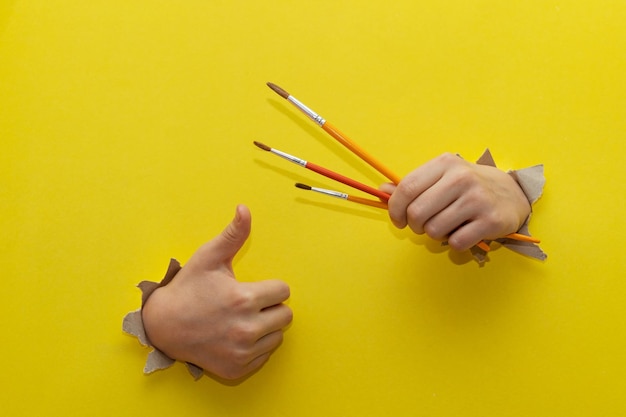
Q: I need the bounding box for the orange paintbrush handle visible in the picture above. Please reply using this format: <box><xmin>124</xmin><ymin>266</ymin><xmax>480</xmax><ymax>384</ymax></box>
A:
<box><xmin>266</xmin><ymin>82</ymin><xmax>402</xmax><ymax>184</ymax></box>
<box><xmin>347</xmin><ymin>195</ymin><xmax>389</xmax><ymax>209</ymax></box>
<box><xmin>504</xmin><ymin>233</ymin><xmax>541</xmax><ymax>243</ymax></box>
<box><xmin>475</xmin><ymin>233</ymin><xmax>541</xmax><ymax>252</ymax></box>
<box><xmin>322</xmin><ymin>121</ymin><xmax>402</xmax><ymax>184</ymax></box>
<box><xmin>476</xmin><ymin>241</ymin><xmax>491</xmax><ymax>252</ymax></box>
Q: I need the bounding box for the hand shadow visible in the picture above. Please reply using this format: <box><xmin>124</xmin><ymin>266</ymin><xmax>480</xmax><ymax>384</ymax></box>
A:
<box><xmin>385</xmin><ymin>221</ymin><xmax>482</xmax><ymax>266</ymax></box>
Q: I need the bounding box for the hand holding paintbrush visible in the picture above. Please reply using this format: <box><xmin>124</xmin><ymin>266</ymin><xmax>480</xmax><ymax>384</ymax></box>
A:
<box><xmin>261</xmin><ymin>82</ymin><xmax>541</xmax><ymax>253</ymax></box>
<box><xmin>378</xmin><ymin>152</ymin><xmax>537</xmax><ymax>252</ymax></box>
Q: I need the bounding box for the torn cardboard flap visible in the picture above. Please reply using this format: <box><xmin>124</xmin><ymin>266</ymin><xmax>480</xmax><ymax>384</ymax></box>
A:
<box><xmin>122</xmin><ymin>258</ymin><xmax>204</xmax><ymax>380</ymax></box>
<box><xmin>509</xmin><ymin>165</ymin><xmax>545</xmax><ymax>205</ymax></box>
<box><xmin>474</xmin><ymin>149</ymin><xmax>547</xmax><ymax>262</ymax></box>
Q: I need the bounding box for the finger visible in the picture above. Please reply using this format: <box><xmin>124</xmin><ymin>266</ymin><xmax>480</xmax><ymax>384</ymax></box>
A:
<box><xmin>216</xmin><ymin>350</ymin><xmax>273</xmax><ymax>381</ymax></box>
<box><xmin>419</xmin><ymin>194</ymin><xmax>474</xmax><ymax>240</ymax></box>
<box><xmin>188</xmin><ymin>204</ymin><xmax>252</xmax><ymax>270</ymax></box>
<box><xmin>254</xmin><ymin>329</ymin><xmax>285</xmax><ymax>355</ymax></box>
<box><xmin>404</xmin><ymin>178</ymin><xmax>462</xmax><ymax>235</ymax></box>
<box><xmin>378</xmin><ymin>182</ymin><xmax>396</xmax><ymax>195</ymax></box>
<box><xmin>447</xmin><ymin>221</ymin><xmax>489</xmax><ymax>252</ymax></box>
<box><xmin>211</xmin><ymin>204</ymin><xmax>252</xmax><ymax>261</ymax></box>
<box><xmin>227</xmin><ymin>331</ymin><xmax>284</xmax><ymax>379</ymax></box>
<box><xmin>240</xmin><ymin>279</ymin><xmax>291</xmax><ymax>310</ymax></box>
<box><xmin>388</xmin><ymin>159</ymin><xmax>446</xmax><ymax>228</ymax></box>
<box><xmin>242</xmin><ymin>346</ymin><xmax>275</xmax><ymax>375</ymax></box>
<box><xmin>259</xmin><ymin>303</ymin><xmax>293</xmax><ymax>334</ymax></box>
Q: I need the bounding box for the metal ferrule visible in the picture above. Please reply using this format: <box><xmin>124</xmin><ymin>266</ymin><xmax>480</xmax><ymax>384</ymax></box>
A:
<box><xmin>271</xmin><ymin>148</ymin><xmax>307</xmax><ymax>166</ymax></box>
<box><xmin>312</xmin><ymin>187</ymin><xmax>348</xmax><ymax>200</ymax></box>
<box><xmin>288</xmin><ymin>96</ymin><xmax>326</xmax><ymax>126</ymax></box>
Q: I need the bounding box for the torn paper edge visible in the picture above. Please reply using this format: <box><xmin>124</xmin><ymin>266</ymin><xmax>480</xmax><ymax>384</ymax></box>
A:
<box><xmin>122</xmin><ymin>258</ymin><xmax>204</xmax><ymax>380</ymax></box>
<box><xmin>475</xmin><ymin>149</ymin><xmax>547</xmax><ymax>262</ymax></box>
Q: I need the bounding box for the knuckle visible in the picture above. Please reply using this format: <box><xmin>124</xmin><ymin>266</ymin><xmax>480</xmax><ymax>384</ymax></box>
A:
<box><xmin>406</xmin><ymin>205</ymin><xmax>425</xmax><ymax>234</ymax></box>
<box><xmin>449</xmin><ymin>169</ymin><xmax>477</xmax><ymax>190</ymax></box>
<box><xmin>230</xmin><ymin>346</ymin><xmax>253</xmax><ymax>366</ymax></box>
<box><xmin>423</xmin><ymin>222</ymin><xmax>446</xmax><ymax>240</ymax></box>
<box><xmin>218</xmin><ymin>365</ymin><xmax>247</xmax><ymax>380</ymax></box>
<box><xmin>228</xmin><ymin>287</ymin><xmax>256</xmax><ymax>311</ymax></box>
<box><xmin>447</xmin><ymin>235</ymin><xmax>468</xmax><ymax>251</ymax></box>
<box><xmin>483</xmin><ymin>211</ymin><xmax>506</xmax><ymax>234</ymax></box>
<box><xmin>396</xmin><ymin>180</ymin><xmax>421</xmax><ymax>200</ymax></box>
<box><xmin>228</xmin><ymin>321</ymin><xmax>258</xmax><ymax>344</ymax></box>
<box><xmin>437</xmin><ymin>152</ymin><xmax>460</xmax><ymax>165</ymax></box>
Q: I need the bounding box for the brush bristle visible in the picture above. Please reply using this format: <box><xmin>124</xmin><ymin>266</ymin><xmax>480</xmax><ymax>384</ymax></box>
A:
<box><xmin>253</xmin><ymin>141</ymin><xmax>271</xmax><ymax>151</ymax></box>
<box><xmin>295</xmin><ymin>183</ymin><xmax>312</xmax><ymax>190</ymax></box>
<box><xmin>266</xmin><ymin>82</ymin><xmax>290</xmax><ymax>99</ymax></box>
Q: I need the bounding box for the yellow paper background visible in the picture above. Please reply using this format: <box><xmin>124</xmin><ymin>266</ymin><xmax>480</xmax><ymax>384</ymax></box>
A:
<box><xmin>1</xmin><ymin>1</ymin><xmax>625</xmax><ymax>415</ymax></box>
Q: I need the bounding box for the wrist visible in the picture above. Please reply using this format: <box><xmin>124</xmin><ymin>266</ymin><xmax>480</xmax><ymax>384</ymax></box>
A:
<box><xmin>474</xmin><ymin>148</ymin><xmax>546</xmax><ymax>261</ymax></box>
<box><xmin>122</xmin><ymin>258</ymin><xmax>204</xmax><ymax>380</ymax></box>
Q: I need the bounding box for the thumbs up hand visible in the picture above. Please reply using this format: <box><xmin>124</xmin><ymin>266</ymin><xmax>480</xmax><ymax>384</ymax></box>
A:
<box><xmin>142</xmin><ymin>205</ymin><xmax>293</xmax><ymax>381</ymax></box>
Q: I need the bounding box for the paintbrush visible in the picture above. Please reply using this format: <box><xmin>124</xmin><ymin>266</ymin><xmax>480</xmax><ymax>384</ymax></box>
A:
<box><xmin>294</xmin><ymin>181</ymin><xmax>540</xmax><ymax>246</ymax></box>
<box><xmin>263</xmin><ymin>83</ymin><xmax>538</xmax><ymax>251</ymax></box>
<box><xmin>295</xmin><ymin>183</ymin><xmax>389</xmax><ymax>209</ymax></box>
<box><xmin>293</xmin><ymin>177</ymin><xmax>488</xmax><ymax>251</ymax></box>
<box><xmin>266</xmin><ymin>82</ymin><xmax>402</xmax><ymax>184</ymax></box>
<box><xmin>254</xmin><ymin>141</ymin><xmax>391</xmax><ymax>201</ymax></box>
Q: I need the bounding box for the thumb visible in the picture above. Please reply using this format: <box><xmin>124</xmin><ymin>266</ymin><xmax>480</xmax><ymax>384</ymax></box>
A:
<box><xmin>220</xmin><ymin>203</ymin><xmax>252</xmax><ymax>251</ymax></box>
<box><xmin>379</xmin><ymin>182</ymin><xmax>397</xmax><ymax>195</ymax></box>
<box><xmin>188</xmin><ymin>204</ymin><xmax>252</xmax><ymax>270</ymax></box>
